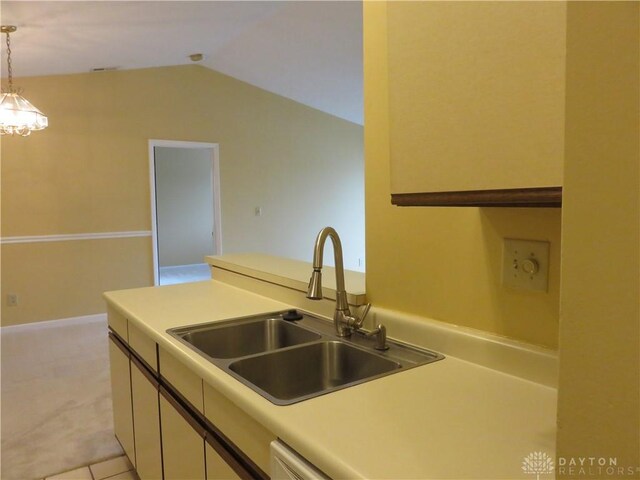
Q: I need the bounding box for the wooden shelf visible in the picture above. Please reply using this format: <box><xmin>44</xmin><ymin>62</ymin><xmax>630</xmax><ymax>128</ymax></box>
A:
<box><xmin>391</xmin><ymin>187</ymin><xmax>562</xmax><ymax>208</ymax></box>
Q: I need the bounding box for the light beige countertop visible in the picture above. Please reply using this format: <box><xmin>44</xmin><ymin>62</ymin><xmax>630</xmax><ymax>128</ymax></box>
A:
<box><xmin>206</xmin><ymin>253</ymin><xmax>366</xmax><ymax>306</ymax></box>
<box><xmin>105</xmin><ymin>279</ymin><xmax>557</xmax><ymax>480</ymax></box>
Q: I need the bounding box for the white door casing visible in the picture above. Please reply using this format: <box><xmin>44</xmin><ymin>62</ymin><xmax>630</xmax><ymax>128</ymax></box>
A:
<box><xmin>148</xmin><ymin>139</ymin><xmax>222</xmax><ymax>286</ymax></box>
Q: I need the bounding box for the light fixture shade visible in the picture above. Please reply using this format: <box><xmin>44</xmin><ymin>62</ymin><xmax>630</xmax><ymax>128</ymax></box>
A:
<box><xmin>0</xmin><ymin>91</ymin><xmax>48</xmax><ymax>136</ymax></box>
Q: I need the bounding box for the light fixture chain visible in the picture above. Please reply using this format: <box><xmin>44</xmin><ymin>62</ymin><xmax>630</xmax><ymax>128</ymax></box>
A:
<box><xmin>0</xmin><ymin>25</ymin><xmax>48</xmax><ymax>135</ymax></box>
<box><xmin>5</xmin><ymin>30</ymin><xmax>13</xmax><ymax>92</ymax></box>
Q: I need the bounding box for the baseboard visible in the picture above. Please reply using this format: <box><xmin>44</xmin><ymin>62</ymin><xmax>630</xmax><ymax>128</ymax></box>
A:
<box><xmin>0</xmin><ymin>313</ymin><xmax>107</xmax><ymax>334</ymax></box>
<box><xmin>159</xmin><ymin>263</ymin><xmax>209</xmax><ymax>271</ymax></box>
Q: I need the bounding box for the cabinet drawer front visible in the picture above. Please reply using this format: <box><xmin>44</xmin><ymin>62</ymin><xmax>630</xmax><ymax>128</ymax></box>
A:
<box><xmin>129</xmin><ymin>322</ymin><xmax>158</xmax><ymax>372</ymax></box>
<box><xmin>108</xmin><ymin>305</ymin><xmax>128</xmax><ymax>341</ymax></box>
<box><xmin>203</xmin><ymin>383</ymin><xmax>275</xmax><ymax>474</ymax></box>
<box><xmin>159</xmin><ymin>347</ymin><xmax>204</xmax><ymax>412</ymax></box>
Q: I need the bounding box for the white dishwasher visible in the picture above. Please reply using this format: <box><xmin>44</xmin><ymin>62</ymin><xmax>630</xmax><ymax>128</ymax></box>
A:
<box><xmin>270</xmin><ymin>440</ymin><xmax>330</xmax><ymax>480</ymax></box>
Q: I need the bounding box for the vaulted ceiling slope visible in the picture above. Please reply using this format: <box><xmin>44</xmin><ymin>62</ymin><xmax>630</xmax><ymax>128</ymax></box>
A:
<box><xmin>1</xmin><ymin>1</ymin><xmax>363</xmax><ymax>124</ymax></box>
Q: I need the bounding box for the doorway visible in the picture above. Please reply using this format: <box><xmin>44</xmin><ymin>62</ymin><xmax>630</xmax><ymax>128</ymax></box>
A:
<box><xmin>148</xmin><ymin>140</ymin><xmax>222</xmax><ymax>285</ymax></box>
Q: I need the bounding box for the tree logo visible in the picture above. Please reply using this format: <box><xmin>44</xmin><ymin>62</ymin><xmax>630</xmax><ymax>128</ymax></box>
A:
<box><xmin>522</xmin><ymin>452</ymin><xmax>555</xmax><ymax>480</ymax></box>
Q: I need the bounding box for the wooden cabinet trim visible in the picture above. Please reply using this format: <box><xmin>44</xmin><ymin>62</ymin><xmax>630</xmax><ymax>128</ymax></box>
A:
<box><xmin>159</xmin><ymin>393</ymin><xmax>206</xmax><ymax>480</ymax></box>
<box><xmin>109</xmin><ymin>330</ymin><xmax>130</xmax><ymax>357</ymax></box>
<box><xmin>131</xmin><ymin>352</ymin><xmax>160</xmax><ymax>388</ymax></box>
<box><xmin>203</xmin><ymin>418</ymin><xmax>268</xmax><ymax>480</ymax></box>
<box><xmin>159</xmin><ymin>385</ymin><xmax>207</xmax><ymax>437</ymax></box>
<box><xmin>160</xmin><ymin>379</ymin><xmax>269</xmax><ymax>480</ymax></box>
<box><xmin>203</xmin><ymin>384</ymin><xmax>274</xmax><ymax>478</ymax></box>
<box><xmin>391</xmin><ymin>186</ymin><xmax>562</xmax><ymax>207</ymax></box>
<box><xmin>110</xmin><ymin>328</ymin><xmax>158</xmax><ymax>378</ymax></box>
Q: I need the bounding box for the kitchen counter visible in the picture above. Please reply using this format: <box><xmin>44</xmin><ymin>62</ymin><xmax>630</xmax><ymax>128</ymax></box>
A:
<box><xmin>206</xmin><ymin>253</ymin><xmax>366</xmax><ymax>306</ymax></box>
<box><xmin>104</xmin><ymin>278</ymin><xmax>557</xmax><ymax>480</ymax></box>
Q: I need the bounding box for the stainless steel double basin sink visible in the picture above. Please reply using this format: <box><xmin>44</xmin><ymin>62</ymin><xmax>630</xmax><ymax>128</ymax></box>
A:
<box><xmin>167</xmin><ymin>310</ymin><xmax>444</xmax><ymax>405</ymax></box>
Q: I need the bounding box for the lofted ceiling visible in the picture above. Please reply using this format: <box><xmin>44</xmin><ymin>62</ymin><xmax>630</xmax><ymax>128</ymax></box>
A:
<box><xmin>0</xmin><ymin>1</ymin><xmax>363</xmax><ymax>124</ymax></box>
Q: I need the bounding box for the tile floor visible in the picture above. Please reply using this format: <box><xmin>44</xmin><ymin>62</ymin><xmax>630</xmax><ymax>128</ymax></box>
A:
<box><xmin>44</xmin><ymin>455</ymin><xmax>137</xmax><ymax>480</ymax></box>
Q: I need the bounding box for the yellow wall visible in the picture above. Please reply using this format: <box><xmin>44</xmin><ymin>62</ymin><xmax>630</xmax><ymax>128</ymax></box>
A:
<box><xmin>1</xmin><ymin>65</ymin><xmax>363</xmax><ymax>326</ymax></box>
<box><xmin>557</xmin><ymin>2</ymin><xmax>639</xmax><ymax>473</ymax></box>
<box><xmin>364</xmin><ymin>2</ymin><xmax>561</xmax><ymax>348</ymax></box>
<box><xmin>1</xmin><ymin>238</ymin><xmax>152</xmax><ymax>324</ymax></box>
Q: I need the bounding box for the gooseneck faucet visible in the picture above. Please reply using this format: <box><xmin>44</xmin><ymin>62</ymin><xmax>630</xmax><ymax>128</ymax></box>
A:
<box><xmin>307</xmin><ymin>227</ymin><xmax>370</xmax><ymax>337</ymax></box>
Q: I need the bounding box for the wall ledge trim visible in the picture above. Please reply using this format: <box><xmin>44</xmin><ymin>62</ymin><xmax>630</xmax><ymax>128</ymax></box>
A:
<box><xmin>0</xmin><ymin>313</ymin><xmax>107</xmax><ymax>333</ymax></box>
<box><xmin>0</xmin><ymin>231</ymin><xmax>152</xmax><ymax>244</ymax></box>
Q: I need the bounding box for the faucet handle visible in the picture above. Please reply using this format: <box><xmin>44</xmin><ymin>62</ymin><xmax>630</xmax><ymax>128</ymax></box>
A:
<box><xmin>352</xmin><ymin>303</ymin><xmax>371</xmax><ymax>330</ymax></box>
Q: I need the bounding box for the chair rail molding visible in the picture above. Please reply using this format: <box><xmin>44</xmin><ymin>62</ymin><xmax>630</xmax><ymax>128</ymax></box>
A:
<box><xmin>0</xmin><ymin>231</ymin><xmax>152</xmax><ymax>244</ymax></box>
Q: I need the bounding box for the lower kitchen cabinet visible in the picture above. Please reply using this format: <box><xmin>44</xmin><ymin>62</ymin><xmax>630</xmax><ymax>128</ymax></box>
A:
<box><xmin>108</xmin><ymin>334</ymin><xmax>136</xmax><ymax>468</ymax></box>
<box><xmin>203</xmin><ymin>383</ymin><xmax>275</xmax><ymax>475</ymax></box>
<box><xmin>206</xmin><ymin>442</ymin><xmax>241</xmax><ymax>480</ymax></box>
<box><xmin>131</xmin><ymin>356</ymin><xmax>162</xmax><ymax>480</ymax></box>
<box><xmin>108</xmin><ymin>311</ymin><xmax>272</xmax><ymax>480</ymax></box>
<box><xmin>160</xmin><ymin>387</ymin><xmax>206</xmax><ymax>480</ymax></box>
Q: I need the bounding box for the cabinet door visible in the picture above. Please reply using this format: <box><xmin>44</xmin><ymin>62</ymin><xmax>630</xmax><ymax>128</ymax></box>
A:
<box><xmin>203</xmin><ymin>383</ymin><xmax>275</xmax><ymax>475</ymax></box>
<box><xmin>206</xmin><ymin>443</ymin><xmax>241</xmax><ymax>480</ymax></box>
<box><xmin>131</xmin><ymin>357</ymin><xmax>162</xmax><ymax>480</ymax></box>
<box><xmin>385</xmin><ymin>1</ymin><xmax>565</xmax><ymax>205</ymax></box>
<box><xmin>108</xmin><ymin>334</ymin><xmax>136</xmax><ymax>467</ymax></box>
<box><xmin>160</xmin><ymin>389</ymin><xmax>206</xmax><ymax>480</ymax></box>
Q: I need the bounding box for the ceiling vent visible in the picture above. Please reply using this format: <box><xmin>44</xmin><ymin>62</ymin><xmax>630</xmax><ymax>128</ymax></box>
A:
<box><xmin>91</xmin><ymin>66</ymin><xmax>119</xmax><ymax>72</ymax></box>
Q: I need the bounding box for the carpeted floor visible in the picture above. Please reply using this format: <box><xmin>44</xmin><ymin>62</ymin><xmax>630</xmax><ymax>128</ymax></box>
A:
<box><xmin>159</xmin><ymin>263</ymin><xmax>211</xmax><ymax>285</ymax></box>
<box><xmin>1</xmin><ymin>315</ymin><xmax>123</xmax><ymax>480</ymax></box>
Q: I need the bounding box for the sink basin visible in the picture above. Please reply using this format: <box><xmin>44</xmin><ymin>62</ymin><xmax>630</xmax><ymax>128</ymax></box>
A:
<box><xmin>167</xmin><ymin>310</ymin><xmax>444</xmax><ymax>405</ymax></box>
<box><xmin>229</xmin><ymin>341</ymin><xmax>401</xmax><ymax>403</ymax></box>
<box><xmin>170</xmin><ymin>316</ymin><xmax>321</xmax><ymax>359</ymax></box>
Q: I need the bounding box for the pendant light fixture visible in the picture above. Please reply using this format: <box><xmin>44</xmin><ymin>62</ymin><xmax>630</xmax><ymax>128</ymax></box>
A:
<box><xmin>0</xmin><ymin>25</ymin><xmax>48</xmax><ymax>136</ymax></box>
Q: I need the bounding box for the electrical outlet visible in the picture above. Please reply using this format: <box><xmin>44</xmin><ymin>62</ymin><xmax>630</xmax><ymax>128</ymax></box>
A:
<box><xmin>254</xmin><ymin>206</ymin><xmax>262</xmax><ymax>217</ymax></box>
<box><xmin>502</xmin><ymin>239</ymin><xmax>550</xmax><ymax>292</ymax></box>
<box><xmin>7</xmin><ymin>294</ymin><xmax>18</xmax><ymax>307</ymax></box>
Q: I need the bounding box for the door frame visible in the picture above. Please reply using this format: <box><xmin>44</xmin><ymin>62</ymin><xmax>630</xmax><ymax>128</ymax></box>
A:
<box><xmin>148</xmin><ymin>139</ymin><xmax>222</xmax><ymax>286</ymax></box>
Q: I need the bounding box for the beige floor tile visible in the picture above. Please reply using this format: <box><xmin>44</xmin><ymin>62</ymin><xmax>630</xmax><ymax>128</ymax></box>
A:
<box><xmin>45</xmin><ymin>466</ymin><xmax>93</xmax><ymax>480</ymax></box>
<box><xmin>89</xmin><ymin>455</ymin><xmax>133</xmax><ymax>480</ymax></box>
<box><xmin>105</xmin><ymin>470</ymin><xmax>139</xmax><ymax>480</ymax></box>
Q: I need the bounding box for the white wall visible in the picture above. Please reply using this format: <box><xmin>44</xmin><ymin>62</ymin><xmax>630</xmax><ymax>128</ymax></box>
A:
<box><xmin>155</xmin><ymin>147</ymin><xmax>215</xmax><ymax>267</ymax></box>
